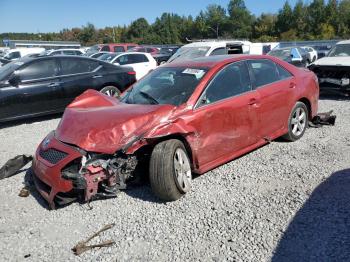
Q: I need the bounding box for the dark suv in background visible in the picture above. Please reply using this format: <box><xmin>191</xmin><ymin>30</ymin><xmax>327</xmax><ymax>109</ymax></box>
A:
<box><xmin>0</xmin><ymin>56</ymin><xmax>136</xmax><ymax>122</ymax></box>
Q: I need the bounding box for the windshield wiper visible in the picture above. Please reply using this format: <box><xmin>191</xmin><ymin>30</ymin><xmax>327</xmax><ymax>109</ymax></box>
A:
<box><xmin>139</xmin><ymin>91</ymin><xmax>159</xmax><ymax>105</ymax></box>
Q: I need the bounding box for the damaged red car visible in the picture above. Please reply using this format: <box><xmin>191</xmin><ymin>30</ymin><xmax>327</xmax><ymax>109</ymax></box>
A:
<box><xmin>32</xmin><ymin>55</ymin><xmax>319</xmax><ymax>209</ymax></box>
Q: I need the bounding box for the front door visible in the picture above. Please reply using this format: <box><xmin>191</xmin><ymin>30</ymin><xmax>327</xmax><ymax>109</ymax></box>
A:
<box><xmin>0</xmin><ymin>58</ymin><xmax>61</xmax><ymax>120</ymax></box>
<box><xmin>189</xmin><ymin>61</ymin><xmax>259</xmax><ymax>168</ymax></box>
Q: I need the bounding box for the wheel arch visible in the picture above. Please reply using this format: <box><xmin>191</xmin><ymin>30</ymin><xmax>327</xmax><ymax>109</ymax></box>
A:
<box><xmin>100</xmin><ymin>82</ymin><xmax>121</xmax><ymax>91</ymax></box>
<box><xmin>150</xmin><ymin>134</ymin><xmax>194</xmax><ymax>168</ymax></box>
<box><xmin>298</xmin><ymin>97</ymin><xmax>312</xmax><ymax>118</ymax></box>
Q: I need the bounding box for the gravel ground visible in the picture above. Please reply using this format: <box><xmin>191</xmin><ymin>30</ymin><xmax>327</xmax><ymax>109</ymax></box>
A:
<box><xmin>0</xmin><ymin>97</ymin><xmax>349</xmax><ymax>262</ymax></box>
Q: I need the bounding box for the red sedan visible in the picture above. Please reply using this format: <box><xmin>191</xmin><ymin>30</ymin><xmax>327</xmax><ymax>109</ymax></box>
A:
<box><xmin>32</xmin><ymin>55</ymin><xmax>319</xmax><ymax>208</ymax></box>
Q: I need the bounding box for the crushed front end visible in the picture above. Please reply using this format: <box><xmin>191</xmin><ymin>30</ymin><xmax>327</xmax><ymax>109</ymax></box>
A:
<box><xmin>309</xmin><ymin>65</ymin><xmax>350</xmax><ymax>95</ymax></box>
<box><xmin>32</xmin><ymin>131</ymin><xmax>137</xmax><ymax>209</ymax></box>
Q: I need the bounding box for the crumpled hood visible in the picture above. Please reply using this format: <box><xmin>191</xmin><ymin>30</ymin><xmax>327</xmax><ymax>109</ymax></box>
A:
<box><xmin>312</xmin><ymin>56</ymin><xmax>350</xmax><ymax>66</ymax></box>
<box><xmin>55</xmin><ymin>90</ymin><xmax>176</xmax><ymax>154</ymax></box>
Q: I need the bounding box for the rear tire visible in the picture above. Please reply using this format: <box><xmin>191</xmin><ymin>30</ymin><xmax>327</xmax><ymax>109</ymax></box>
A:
<box><xmin>149</xmin><ymin>139</ymin><xmax>192</xmax><ymax>201</ymax></box>
<box><xmin>282</xmin><ymin>102</ymin><xmax>308</xmax><ymax>142</ymax></box>
<box><xmin>100</xmin><ymin>86</ymin><xmax>121</xmax><ymax>98</ymax></box>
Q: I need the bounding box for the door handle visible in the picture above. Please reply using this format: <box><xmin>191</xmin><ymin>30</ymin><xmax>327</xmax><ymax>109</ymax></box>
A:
<box><xmin>48</xmin><ymin>82</ymin><xmax>60</xmax><ymax>87</ymax></box>
<box><xmin>248</xmin><ymin>98</ymin><xmax>258</xmax><ymax>105</ymax></box>
<box><xmin>289</xmin><ymin>82</ymin><xmax>296</xmax><ymax>89</ymax></box>
<box><xmin>92</xmin><ymin>75</ymin><xmax>103</xmax><ymax>79</ymax></box>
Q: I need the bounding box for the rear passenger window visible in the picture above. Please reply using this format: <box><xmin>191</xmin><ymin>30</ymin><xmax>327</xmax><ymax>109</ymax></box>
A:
<box><xmin>114</xmin><ymin>46</ymin><xmax>124</xmax><ymax>52</ymax></box>
<box><xmin>247</xmin><ymin>59</ymin><xmax>279</xmax><ymax>88</ymax></box>
<box><xmin>127</xmin><ymin>45</ymin><xmax>136</xmax><ymax>50</ymax></box>
<box><xmin>276</xmin><ymin>64</ymin><xmax>293</xmax><ymax>80</ymax></box>
<box><xmin>201</xmin><ymin>61</ymin><xmax>251</xmax><ymax>105</ymax></box>
<box><xmin>59</xmin><ymin>58</ymin><xmax>99</xmax><ymax>75</ymax></box>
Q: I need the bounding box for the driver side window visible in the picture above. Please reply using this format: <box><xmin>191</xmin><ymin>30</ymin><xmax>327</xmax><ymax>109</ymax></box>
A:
<box><xmin>199</xmin><ymin>61</ymin><xmax>251</xmax><ymax>106</ymax></box>
<box><xmin>17</xmin><ymin>59</ymin><xmax>58</xmax><ymax>81</ymax></box>
<box><xmin>116</xmin><ymin>55</ymin><xmax>129</xmax><ymax>65</ymax></box>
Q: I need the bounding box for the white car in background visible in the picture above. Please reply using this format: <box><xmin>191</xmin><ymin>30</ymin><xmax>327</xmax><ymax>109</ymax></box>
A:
<box><xmin>302</xmin><ymin>46</ymin><xmax>318</xmax><ymax>62</ymax></box>
<box><xmin>1</xmin><ymin>47</ymin><xmax>45</xmax><ymax>61</ymax></box>
<box><xmin>98</xmin><ymin>52</ymin><xmax>157</xmax><ymax>80</ymax></box>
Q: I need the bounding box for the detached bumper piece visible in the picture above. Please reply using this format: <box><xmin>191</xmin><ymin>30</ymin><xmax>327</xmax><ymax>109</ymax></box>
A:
<box><xmin>310</xmin><ymin>111</ymin><xmax>337</xmax><ymax>128</ymax></box>
<box><xmin>0</xmin><ymin>155</ymin><xmax>33</xmax><ymax>180</ymax></box>
<box><xmin>33</xmin><ymin>135</ymin><xmax>137</xmax><ymax>209</ymax></box>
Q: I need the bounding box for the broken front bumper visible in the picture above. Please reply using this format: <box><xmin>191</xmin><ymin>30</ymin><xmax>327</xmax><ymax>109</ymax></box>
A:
<box><xmin>32</xmin><ymin>132</ymin><xmax>83</xmax><ymax>209</ymax></box>
<box><xmin>319</xmin><ymin>78</ymin><xmax>350</xmax><ymax>93</ymax></box>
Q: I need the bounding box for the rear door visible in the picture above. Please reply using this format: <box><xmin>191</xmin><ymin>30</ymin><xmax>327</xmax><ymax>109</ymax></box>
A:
<box><xmin>247</xmin><ymin>59</ymin><xmax>296</xmax><ymax>140</ymax></box>
<box><xmin>190</xmin><ymin>61</ymin><xmax>260</xmax><ymax>167</ymax></box>
<box><xmin>56</xmin><ymin>57</ymin><xmax>101</xmax><ymax>108</ymax></box>
<box><xmin>0</xmin><ymin>58</ymin><xmax>61</xmax><ymax>120</ymax></box>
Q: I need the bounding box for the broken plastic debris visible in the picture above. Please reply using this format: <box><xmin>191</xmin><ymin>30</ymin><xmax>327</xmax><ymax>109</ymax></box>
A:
<box><xmin>0</xmin><ymin>155</ymin><xmax>33</xmax><ymax>180</ymax></box>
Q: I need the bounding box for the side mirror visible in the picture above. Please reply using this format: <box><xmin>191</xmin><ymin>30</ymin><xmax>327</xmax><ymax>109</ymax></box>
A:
<box><xmin>8</xmin><ymin>74</ymin><xmax>21</xmax><ymax>86</ymax></box>
<box><xmin>114</xmin><ymin>62</ymin><xmax>120</xmax><ymax>66</ymax></box>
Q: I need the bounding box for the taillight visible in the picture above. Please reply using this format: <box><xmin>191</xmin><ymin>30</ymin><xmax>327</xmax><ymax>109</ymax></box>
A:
<box><xmin>127</xmin><ymin>71</ymin><xmax>136</xmax><ymax>75</ymax></box>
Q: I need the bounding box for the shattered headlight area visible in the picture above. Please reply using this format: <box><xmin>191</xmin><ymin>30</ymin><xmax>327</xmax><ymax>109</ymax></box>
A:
<box><xmin>60</xmin><ymin>152</ymin><xmax>138</xmax><ymax>206</ymax></box>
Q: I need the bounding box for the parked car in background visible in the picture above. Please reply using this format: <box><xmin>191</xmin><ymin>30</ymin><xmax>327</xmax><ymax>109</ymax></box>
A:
<box><xmin>167</xmin><ymin>40</ymin><xmax>254</xmax><ymax>63</ymax></box>
<box><xmin>302</xmin><ymin>46</ymin><xmax>318</xmax><ymax>62</ymax></box>
<box><xmin>100</xmin><ymin>43</ymin><xmax>138</xmax><ymax>53</ymax></box>
<box><xmin>0</xmin><ymin>48</ymin><xmax>45</xmax><ymax>61</ymax></box>
<box><xmin>0</xmin><ymin>47</ymin><xmax>10</xmax><ymax>56</ymax></box>
<box><xmin>31</xmin><ymin>55</ymin><xmax>319</xmax><ymax>208</ymax></box>
<box><xmin>128</xmin><ymin>46</ymin><xmax>160</xmax><ymax>55</ymax></box>
<box><xmin>268</xmin><ymin>47</ymin><xmax>311</xmax><ymax>67</ymax></box>
<box><xmin>89</xmin><ymin>52</ymin><xmax>110</xmax><ymax>59</ymax></box>
<box><xmin>0</xmin><ymin>56</ymin><xmax>136</xmax><ymax>122</ymax></box>
<box><xmin>313</xmin><ymin>45</ymin><xmax>333</xmax><ymax>59</ymax></box>
<box><xmin>0</xmin><ymin>57</ymin><xmax>11</xmax><ymax>67</ymax></box>
<box><xmin>84</xmin><ymin>44</ymin><xmax>103</xmax><ymax>56</ymax></box>
<box><xmin>42</xmin><ymin>49</ymin><xmax>84</xmax><ymax>56</ymax></box>
<box><xmin>98</xmin><ymin>52</ymin><xmax>157</xmax><ymax>80</ymax></box>
<box><xmin>308</xmin><ymin>40</ymin><xmax>350</xmax><ymax>95</ymax></box>
<box><xmin>152</xmin><ymin>46</ymin><xmax>181</xmax><ymax>65</ymax></box>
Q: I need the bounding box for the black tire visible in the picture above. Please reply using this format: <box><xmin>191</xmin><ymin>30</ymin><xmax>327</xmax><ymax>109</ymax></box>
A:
<box><xmin>282</xmin><ymin>102</ymin><xmax>309</xmax><ymax>142</ymax></box>
<box><xmin>149</xmin><ymin>139</ymin><xmax>192</xmax><ymax>201</ymax></box>
<box><xmin>100</xmin><ymin>85</ymin><xmax>121</xmax><ymax>98</ymax></box>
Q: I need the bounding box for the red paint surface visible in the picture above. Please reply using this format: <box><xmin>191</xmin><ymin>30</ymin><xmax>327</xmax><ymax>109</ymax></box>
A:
<box><xmin>33</xmin><ymin>55</ymin><xmax>319</xmax><ymax>206</ymax></box>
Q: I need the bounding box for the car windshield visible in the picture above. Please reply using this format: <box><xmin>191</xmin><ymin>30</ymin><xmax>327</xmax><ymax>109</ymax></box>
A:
<box><xmin>120</xmin><ymin>67</ymin><xmax>208</xmax><ymax>106</ymax></box>
<box><xmin>98</xmin><ymin>53</ymin><xmax>118</xmax><ymax>62</ymax></box>
<box><xmin>327</xmin><ymin>44</ymin><xmax>350</xmax><ymax>57</ymax></box>
<box><xmin>0</xmin><ymin>61</ymin><xmax>23</xmax><ymax>80</ymax></box>
<box><xmin>268</xmin><ymin>49</ymin><xmax>291</xmax><ymax>60</ymax></box>
<box><xmin>168</xmin><ymin>46</ymin><xmax>210</xmax><ymax>63</ymax></box>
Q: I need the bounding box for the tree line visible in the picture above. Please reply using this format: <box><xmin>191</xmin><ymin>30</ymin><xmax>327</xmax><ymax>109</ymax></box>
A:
<box><xmin>1</xmin><ymin>0</ymin><xmax>350</xmax><ymax>46</ymax></box>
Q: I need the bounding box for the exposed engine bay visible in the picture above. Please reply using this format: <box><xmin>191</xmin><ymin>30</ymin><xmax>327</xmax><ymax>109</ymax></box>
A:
<box><xmin>61</xmin><ymin>152</ymin><xmax>138</xmax><ymax>204</ymax></box>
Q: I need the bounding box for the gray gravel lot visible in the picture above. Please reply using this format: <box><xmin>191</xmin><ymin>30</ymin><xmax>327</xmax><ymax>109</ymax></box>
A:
<box><xmin>0</xmin><ymin>97</ymin><xmax>349</xmax><ymax>262</ymax></box>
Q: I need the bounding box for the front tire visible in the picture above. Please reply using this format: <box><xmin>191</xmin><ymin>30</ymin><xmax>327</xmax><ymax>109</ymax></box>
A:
<box><xmin>282</xmin><ymin>102</ymin><xmax>308</xmax><ymax>142</ymax></box>
<box><xmin>149</xmin><ymin>139</ymin><xmax>192</xmax><ymax>201</ymax></box>
<box><xmin>100</xmin><ymin>86</ymin><xmax>121</xmax><ymax>98</ymax></box>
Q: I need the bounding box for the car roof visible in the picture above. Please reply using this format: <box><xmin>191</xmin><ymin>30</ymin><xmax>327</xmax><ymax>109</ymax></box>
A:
<box><xmin>182</xmin><ymin>40</ymin><xmax>252</xmax><ymax>49</ymax></box>
<box><xmin>163</xmin><ymin>54</ymin><xmax>272</xmax><ymax>69</ymax></box>
<box><xmin>103</xmin><ymin>43</ymin><xmax>138</xmax><ymax>46</ymax></box>
<box><xmin>336</xmin><ymin>40</ymin><xmax>350</xmax><ymax>45</ymax></box>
